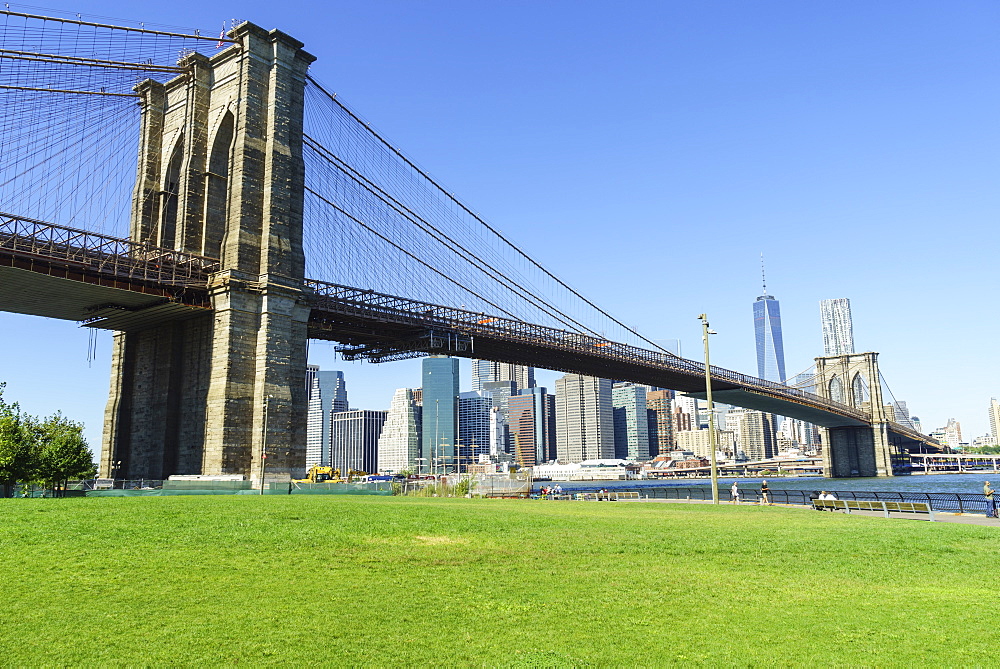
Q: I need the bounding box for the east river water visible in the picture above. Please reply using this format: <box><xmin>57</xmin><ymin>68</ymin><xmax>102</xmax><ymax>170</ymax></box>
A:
<box><xmin>535</xmin><ymin>473</ymin><xmax>996</xmax><ymax>496</ymax></box>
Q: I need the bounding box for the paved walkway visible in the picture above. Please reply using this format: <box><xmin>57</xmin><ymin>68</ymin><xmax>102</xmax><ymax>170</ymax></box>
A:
<box><xmin>634</xmin><ymin>497</ymin><xmax>1000</xmax><ymax>526</ymax></box>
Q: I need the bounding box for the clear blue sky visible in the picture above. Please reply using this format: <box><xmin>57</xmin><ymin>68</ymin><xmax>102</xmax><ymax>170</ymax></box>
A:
<box><xmin>1</xmin><ymin>0</ymin><xmax>997</xmax><ymax>449</ymax></box>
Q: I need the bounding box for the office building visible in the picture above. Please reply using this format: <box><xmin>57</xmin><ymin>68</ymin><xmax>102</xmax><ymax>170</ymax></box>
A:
<box><xmin>555</xmin><ymin>374</ymin><xmax>614</xmax><ymax>463</ymax></box>
<box><xmin>422</xmin><ymin>356</ymin><xmax>460</xmax><ymax>472</ymax></box>
<box><xmin>472</xmin><ymin>360</ymin><xmax>535</xmax><ymax>392</ymax></box>
<box><xmin>726</xmin><ymin>407</ymin><xmax>776</xmax><ymax>460</ymax></box>
<box><xmin>892</xmin><ymin>401</ymin><xmax>916</xmax><ymax>431</ymax></box>
<box><xmin>377</xmin><ymin>388</ymin><xmax>422</xmax><ymax>474</ymax></box>
<box><xmin>508</xmin><ymin>387</ymin><xmax>556</xmax><ymax>467</ymax></box>
<box><xmin>482</xmin><ymin>380</ymin><xmax>517</xmax><ymax>455</ymax></box>
<box><xmin>646</xmin><ymin>389</ymin><xmax>674</xmax><ymax>457</ymax></box>
<box><xmin>612</xmin><ymin>383</ymin><xmax>650</xmax><ymax>462</ymax></box>
<box><xmin>305</xmin><ymin>368</ymin><xmax>348</xmax><ymax>468</ymax></box>
<box><xmin>675</xmin><ymin>428</ymin><xmax>736</xmax><ymax>459</ymax></box>
<box><xmin>754</xmin><ymin>278</ymin><xmax>786</xmax><ymax>383</ymax></box>
<box><xmin>820</xmin><ymin>298</ymin><xmax>855</xmax><ymax>356</ymax></box>
<box><xmin>330</xmin><ymin>409</ymin><xmax>387</xmax><ymax>474</ymax></box>
<box><xmin>937</xmin><ymin>418</ymin><xmax>963</xmax><ymax>450</ymax></box>
<box><xmin>778</xmin><ymin>417</ymin><xmax>821</xmax><ymax>453</ymax></box>
<box><xmin>458</xmin><ymin>391</ymin><xmax>493</xmax><ymax>467</ymax></box>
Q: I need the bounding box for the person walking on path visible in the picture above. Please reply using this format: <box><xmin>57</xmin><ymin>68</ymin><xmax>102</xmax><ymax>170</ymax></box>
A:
<box><xmin>985</xmin><ymin>481</ymin><xmax>997</xmax><ymax>518</ymax></box>
<box><xmin>730</xmin><ymin>481</ymin><xmax>740</xmax><ymax>504</ymax></box>
<box><xmin>760</xmin><ymin>480</ymin><xmax>771</xmax><ymax>505</ymax></box>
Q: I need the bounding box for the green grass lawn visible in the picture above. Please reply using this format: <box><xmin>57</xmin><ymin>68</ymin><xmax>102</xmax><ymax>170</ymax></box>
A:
<box><xmin>0</xmin><ymin>496</ymin><xmax>996</xmax><ymax>666</ymax></box>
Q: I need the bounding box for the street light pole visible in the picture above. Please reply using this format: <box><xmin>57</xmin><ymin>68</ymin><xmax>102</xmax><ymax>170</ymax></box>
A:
<box><xmin>259</xmin><ymin>395</ymin><xmax>274</xmax><ymax>495</ymax></box>
<box><xmin>699</xmin><ymin>314</ymin><xmax>720</xmax><ymax>504</ymax></box>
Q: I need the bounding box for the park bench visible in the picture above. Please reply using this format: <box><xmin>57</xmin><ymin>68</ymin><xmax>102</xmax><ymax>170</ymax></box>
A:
<box><xmin>812</xmin><ymin>498</ymin><xmax>935</xmax><ymax>521</ymax></box>
<box><xmin>576</xmin><ymin>491</ymin><xmax>642</xmax><ymax>501</ymax></box>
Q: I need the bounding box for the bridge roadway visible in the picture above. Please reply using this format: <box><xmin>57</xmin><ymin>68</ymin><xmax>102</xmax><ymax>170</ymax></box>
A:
<box><xmin>0</xmin><ymin>213</ymin><xmax>937</xmax><ymax>448</ymax></box>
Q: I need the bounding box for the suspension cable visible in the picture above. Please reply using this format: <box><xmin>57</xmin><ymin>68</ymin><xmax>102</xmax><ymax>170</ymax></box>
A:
<box><xmin>306</xmin><ymin>75</ymin><xmax>677</xmax><ymax>357</ymax></box>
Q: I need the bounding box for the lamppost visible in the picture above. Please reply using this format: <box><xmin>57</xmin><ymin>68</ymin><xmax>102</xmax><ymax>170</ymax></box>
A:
<box><xmin>434</xmin><ymin>398</ymin><xmax>440</xmax><ymax>477</ymax></box>
<box><xmin>698</xmin><ymin>314</ymin><xmax>720</xmax><ymax>504</ymax></box>
<box><xmin>440</xmin><ymin>435</ymin><xmax>448</xmax><ymax>476</ymax></box>
<box><xmin>259</xmin><ymin>395</ymin><xmax>273</xmax><ymax>495</ymax></box>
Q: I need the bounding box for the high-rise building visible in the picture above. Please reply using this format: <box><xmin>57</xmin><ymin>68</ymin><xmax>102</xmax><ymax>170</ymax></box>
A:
<box><xmin>472</xmin><ymin>360</ymin><xmax>535</xmax><ymax>392</ymax></box>
<box><xmin>555</xmin><ymin>374</ymin><xmax>614</xmax><ymax>463</ymax></box>
<box><xmin>675</xmin><ymin>428</ymin><xmax>736</xmax><ymax>459</ymax></box>
<box><xmin>508</xmin><ymin>387</ymin><xmax>556</xmax><ymax>468</ymax></box>
<box><xmin>305</xmin><ymin>369</ymin><xmax>349</xmax><ymax>468</ymax></box>
<box><xmin>612</xmin><ymin>383</ymin><xmax>650</xmax><ymax>462</ymax></box>
<box><xmin>458</xmin><ymin>391</ymin><xmax>493</xmax><ymax>467</ymax></box>
<box><xmin>892</xmin><ymin>401</ymin><xmax>916</xmax><ymax>431</ymax></box>
<box><xmin>989</xmin><ymin>398</ymin><xmax>1000</xmax><ymax>445</ymax></box>
<box><xmin>377</xmin><ymin>388</ymin><xmax>422</xmax><ymax>474</ymax></box>
<box><xmin>330</xmin><ymin>409</ymin><xmax>387</xmax><ymax>474</ymax></box>
<box><xmin>726</xmin><ymin>407</ymin><xmax>776</xmax><ymax>460</ymax></box>
<box><xmin>778</xmin><ymin>417</ymin><xmax>820</xmax><ymax>453</ymax></box>
<box><xmin>482</xmin><ymin>380</ymin><xmax>517</xmax><ymax>455</ymax></box>
<box><xmin>820</xmin><ymin>298</ymin><xmax>855</xmax><ymax>356</ymax></box>
<box><xmin>939</xmin><ymin>418</ymin><xmax>963</xmax><ymax>450</ymax></box>
<box><xmin>673</xmin><ymin>394</ymin><xmax>698</xmax><ymax>430</ymax></box>
<box><xmin>646</xmin><ymin>389</ymin><xmax>675</xmax><ymax>457</ymax></box>
<box><xmin>754</xmin><ymin>269</ymin><xmax>786</xmax><ymax>382</ymax></box>
<box><xmin>422</xmin><ymin>356</ymin><xmax>460</xmax><ymax>472</ymax></box>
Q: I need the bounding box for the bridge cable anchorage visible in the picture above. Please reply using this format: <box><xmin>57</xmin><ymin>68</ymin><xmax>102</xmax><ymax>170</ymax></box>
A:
<box><xmin>304</xmin><ymin>75</ymin><xmax>679</xmax><ymax>357</ymax></box>
<box><xmin>303</xmin><ymin>135</ymin><xmax>614</xmax><ymax>339</ymax></box>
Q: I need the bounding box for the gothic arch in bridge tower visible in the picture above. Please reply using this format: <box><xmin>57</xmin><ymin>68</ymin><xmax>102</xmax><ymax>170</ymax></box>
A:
<box><xmin>851</xmin><ymin>372</ymin><xmax>869</xmax><ymax>408</ymax></box>
<box><xmin>204</xmin><ymin>111</ymin><xmax>234</xmax><ymax>259</ymax></box>
<box><xmin>101</xmin><ymin>24</ymin><xmax>316</xmax><ymax>482</ymax></box>
<box><xmin>828</xmin><ymin>375</ymin><xmax>844</xmax><ymax>404</ymax></box>
<box><xmin>159</xmin><ymin>135</ymin><xmax>184</xmax><ymax>249</ymax></box>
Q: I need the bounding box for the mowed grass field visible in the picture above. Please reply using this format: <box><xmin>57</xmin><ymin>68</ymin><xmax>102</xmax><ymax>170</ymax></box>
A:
<box><xmin>1</xmin><ymin>496</ymin><xmax>997</xmax><ymax>666</ymax></box>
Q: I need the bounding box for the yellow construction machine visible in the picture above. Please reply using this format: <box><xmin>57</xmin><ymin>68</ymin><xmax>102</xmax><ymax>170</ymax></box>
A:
<box><xmin>295</xmin><ymin>465</ymin><xmax>343</xmax><ymax>484</ymax></box>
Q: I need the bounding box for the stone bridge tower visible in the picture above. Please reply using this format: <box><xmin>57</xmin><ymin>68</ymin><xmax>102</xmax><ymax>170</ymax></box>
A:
<box><xmin>814</xmin><ymin>352</ymin><xmax>897</xmax><ymax>477</ymax></box>
<box><xmin>100</xmin><ymin>24</ymin><xmax>315</xmax><ymax>483</ymax></box>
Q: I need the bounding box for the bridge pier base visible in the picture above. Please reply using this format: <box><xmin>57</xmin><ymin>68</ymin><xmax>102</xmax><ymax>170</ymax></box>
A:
<box><xmin>821</xmin><ymin>423</ymin><xmax>895</xmax><ymax>478</ymax></box>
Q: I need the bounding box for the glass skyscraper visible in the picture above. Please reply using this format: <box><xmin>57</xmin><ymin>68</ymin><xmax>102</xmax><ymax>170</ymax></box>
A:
<box><xmin>422</xmin><ymin>355</ymin><xmax>459</xmax><ymax>472</ymax></box>
<box><xmin>472</xmin><ymin>360</ymin><xmax>535</xmax><ymax>392</ymax></box>
<box><xmin>305</xmin><ymin>368</ymin><xmax>349</xmax><ymax>468</ymax></box>
<box><xmin>612</xmin><ymin>383</ymin><xmax>650</xmax><ymax>462</ymax></box>
<box><xmin>754</xmin><ymin>292</ymin><xmax>786</xmax><ymax>383</ymax></box>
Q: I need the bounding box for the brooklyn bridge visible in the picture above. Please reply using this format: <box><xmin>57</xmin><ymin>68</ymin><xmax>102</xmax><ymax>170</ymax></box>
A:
<box><xmin>0</xmin><ymin>10</ymin><xmax>940</xmax><ymax>481</ymax></box>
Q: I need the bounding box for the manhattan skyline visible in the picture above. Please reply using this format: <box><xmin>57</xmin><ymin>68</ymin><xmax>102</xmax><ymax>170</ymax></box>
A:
<box><xmin>0</xmin><ymin>1</ymin><xmax>996</xmax><ymax>445</ymax></box>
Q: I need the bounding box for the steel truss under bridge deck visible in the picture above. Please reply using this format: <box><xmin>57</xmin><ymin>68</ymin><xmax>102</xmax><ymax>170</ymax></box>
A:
<box><xmin>0</xmin><ymin>213</ymin><xmax>218</xmax><ymax>329</ymax></box>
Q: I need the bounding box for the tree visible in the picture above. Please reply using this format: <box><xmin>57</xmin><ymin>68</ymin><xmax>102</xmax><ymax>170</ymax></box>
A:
<box><xmin>33</xmin><ymin>412</ymin><xmax>96</xmax><ymax>495</ymax></box>
<box><xmin>0</xmin><ymin>383</ymin><xmax>35</xmax><ymax>497</ymax></box>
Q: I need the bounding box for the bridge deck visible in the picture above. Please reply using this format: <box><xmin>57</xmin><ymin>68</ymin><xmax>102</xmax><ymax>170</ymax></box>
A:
<box><xmin>0</xmin><ymin>215</ymin><xmax>939</xmax><ymax>448</ymax></box>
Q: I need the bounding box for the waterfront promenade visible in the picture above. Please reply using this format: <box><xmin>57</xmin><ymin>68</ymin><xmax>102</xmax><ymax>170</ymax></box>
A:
<box><xmin>641</xmin><ymin>496</ymin><xmax>1000</xmax><ymax>527</ymax></box>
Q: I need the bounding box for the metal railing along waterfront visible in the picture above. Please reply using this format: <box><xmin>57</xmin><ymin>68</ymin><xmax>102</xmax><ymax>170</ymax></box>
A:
<box><xmin>555</xmin><ymin>485</ymin><xmax>998</xmax><ymax>516</ymax></box>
